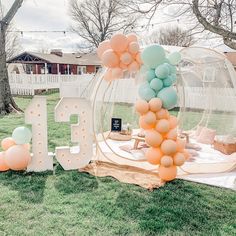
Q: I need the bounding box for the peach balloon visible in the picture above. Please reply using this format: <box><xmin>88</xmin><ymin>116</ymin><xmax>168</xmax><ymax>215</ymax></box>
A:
<box><xmin>110</xmin><ymin>34</ymin><xmax>129</xmax><ymax>52</ymax></box>
<box><xmin>143</xmin><ymin>111</ymin><xmax>156</xmax><ymax>125</ymax></box>
<box><xmin>135</xmin><ymin>53</ymin><xmax>142</xmax><ymax>64</ymax></box>
<box><xmin>160</xmin><ymin>155</ymin><xmax>173</xmax><ymax>167</ymax></box>
<box><xmin>161</xmin><ymin>139</ymin><xmax>177</xmax><ymax>155</ymax></box>
<box><xmin>156</xmin><ymin>109</ymin><xmax>169</xmax><ymax>120</ymax></box>
<box><xmin>112</xmin><ymin>68</ymin><xmax>123</xmax><ymax>79</ymax></box>
<box><xmin>145</xmin><ymin>147</ymin><xmax>163</xmax><ymax>165</ymax></box>
<box><xmin>169</xmin><ymin>115</ymin><xmax>178</xmax><ymax>129</ymax></box>
<box><xmin>120</xmin><ymin>62</ymin><xmax>128</xmax><ymax>70</ymax></box>
<box><xmin>145</xmin><ymin>130</ymin><xmax>163</xmax><ymax>148</ymax></box>
<box><xmin>156</xmin><ymin>119</ymin><xmax>170</xmax><ymax>133</ymax></box>
<box><xmin>0</xmin><ymin>152</ymin><xmax>9</xmax><ymax>171</ymax></box>
<box><xmin>127</xmin><ymin>33</ymin><xmax>138</xmax><ymax>43</ymax></box>
<box><xmin>158</xmin><ymin>165</ymin><xmax>177</xmax><ymax>181</ymax></box>
<box><xmin>103</xmin><ymin>69</ymin><xmax>113</xmax><ymax>82</ymax></box>
<box><xmin>139</xmin><ymin>116</ymin><xmax>155</xmax><ymax>130</ymax></box>
<box><xmin>1</xmin><ymin>137</ymin><xmax>16</xmax><ymax>151</ymax></box>
<box><xmin>135</xmin><ymin>100</ymin><xmax>149</xmax><ymax>115</ymax></box>
<box><xmin>23</xmin><ymin>143</ymin><xmax>31</xmax><ymax>151</ymax></box>
<box><xmin>128</xmin><ymin>61</ymin><xmax>139</xmax><ymax>72</ymax></box>
<box><xmin>5</xmin><ymin>145</ymin><xmax>31</xmax><ymax>171</ymax></box>
<box><xmin>176</xmin><ymin>138</ymin><xmax>186</xmax><ymax>152</ymax></box>
<box><xmin>182</xmin><ymin>149</ymin><xmax>190</xmax><ymax>160</ymax></box>
<box><xmin>166</xmin><ymin>128</ymin><xmax>177</xmax><ymax>140</ymax></box>
<box><xmin>173</xmin><ymin>152</ymin><xmax>185</xmax><ymax>166</ymax></box>
<box><xmin>97</xmin><ymin>40</ymin><xmax>111</xmax><ymax>59</ymax></box>
<box><xmin>149</xmin><ymin>98</ymin><xmax>162</xmax><ymax>112</ymax></box>
<box><xmin>120</xmin><ymin>52</ymin><xmax>133</xmax><ymax>65</ymax></box>
<box><xmin>101</xmin><ymin>49</ymin><xmax>119</xmax><ymax>68</ymax></box>
<box><xmin>128</xmin><ymin>42</ymin><xmax>140</xmax><ymax>54</ymax></box>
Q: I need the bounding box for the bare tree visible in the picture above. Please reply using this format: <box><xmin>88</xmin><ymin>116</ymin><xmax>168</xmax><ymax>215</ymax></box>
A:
<box><xmin>147</xmin><ymin>26</ymin><xmax>195</xmax><ymax>47</ymax></box>
<box><xmin>0</xmin><ymin>0</ymin><xmax>24</xmax><ymax>114</ymax></box>
<box><xmin>69</xmin><ymin>0</ymin><xmax>139</xmax><ymax>48</ymax></box>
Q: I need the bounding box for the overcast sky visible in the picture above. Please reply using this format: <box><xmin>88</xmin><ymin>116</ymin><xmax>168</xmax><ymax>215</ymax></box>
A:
<box><xmin>2</xmin><ymin>0</ymin><xmax>232</xmax><ymax>53</ymax></box>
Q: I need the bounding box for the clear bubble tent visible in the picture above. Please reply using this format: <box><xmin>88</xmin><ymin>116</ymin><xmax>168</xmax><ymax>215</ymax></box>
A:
<box><xmin>88</xmin><ymin>46</ymin><xmax>236</xmax><ymax>175</ymax></box>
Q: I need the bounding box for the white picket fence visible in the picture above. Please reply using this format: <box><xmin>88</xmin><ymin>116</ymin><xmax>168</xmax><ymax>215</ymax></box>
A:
<box><xmin>9</xmin><ymin>73</ymin><xmax>94</xmax><ymax>96</ymax></box>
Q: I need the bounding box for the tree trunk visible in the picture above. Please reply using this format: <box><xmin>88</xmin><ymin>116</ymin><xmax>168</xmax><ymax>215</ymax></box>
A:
<box><xmin>0</xmin><ymin>23</ymin><xmax>22</xmax><ymax>115</ymax></box>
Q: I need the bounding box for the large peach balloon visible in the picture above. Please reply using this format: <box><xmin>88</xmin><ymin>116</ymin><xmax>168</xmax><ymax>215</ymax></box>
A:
<box><xmin>143</xmin><ymin>111</ymin><xmax>156</xmax><ymax>125</ymax></box>
<box><xmin>120</xmin><ymin>52</ymin><xmax>133</xmax><ymax>65</ymax></box>
<box><xmin>145</xmin><ymin>147</ymin><xmax>163</xmax><ymax>165</ymax></box>
<box><xmin>156</xmin><ymin>109</ymin><xmax>169</xmax><ymax>120</ymax></box>
<box><xmin>110</xmin><ymin>34</ymin><xmax>129</xmax><ymax>52</ymax></box>
<box><xmin>173</xmin><ymin>152</ymin><xmax>185</xmax><ymax>166</ymax></box>
<box><xmin>139</xmin><ymin>116</ymin><xmax>155</xmax><ymax>130</ymax></box>
<box><xmin>160</xmin><ymin>155</ymin><xmax>173</xmax><ymax>167</ymax></box>
<box><xmin>97</xmin><ymin>40</ymin><xmax>111</xmax><ymax>59</ymax></box>
<box><xmin>4</xmin><ymin>145</ymin><xmax>31</xmax><ymax>171</ymax></box>
<box><xmin>158</xmin><ymin>165</ymin><xmax>177</xmax><ymax>181</ymax></box>
<box><xmin>1</xmin><ymin>137</ymin><xmax>16</xmax><ymax>151</ymax></box>
<box><xmin>103</xmin><ymin>69</ymin><xmax>113</xmax><ymax>82</ymax></box>
<box><xmin>128</xmin><ymin>61</ymin><xmax>139</xmax><ymax>72</ymax></box>
<box><xmin>128</xmin><ymin>42</ymin><xmax>140</xmax><ymax>54</ymax></box>
<box><xmin>135</xmin><ymin>100</ymin><xmax>149</xmax><ymax>115</ymax></box>
<box><xmin>101</xmin><ymin>49</ymin><xmax>119</xmax><ymax>68</ymax></box>
<box><xmin>112</xmin><ymin>68</ymin><xmax>123</xmax><ymax>79</ymax></box>
<box><xmin>0</xmin><ymin>152</ymin><xmax>9</xmax><ymax>171</ymax></box>
<box><xmin>149</xmin><ymin>98</ymin><xmax>162</xmax><ymax>112</ymax></box>
<box><xmin>161</xmin><ymin>139</ymin><xmax>177</xmax><ymax>155</ymax></box>
<box><xmin>145</xmin><ymin>130</ymin><xmax>163</xmax><ymax>147</ymax></box>
<box><xmin>127</xmin><ymin>33</ymin><xmax>138</xmax><ymax>43</ymax></box>
<box><xmin>176</xmin><ymin>138</ymin><xmax>186</xmax><ymax>152</ymax></box>
<box><xmin>166</xmin><ymin>128</ymin><xmax>177</xmax><ymax>140</ymax></box>
<box><xmin>169</xmin><ymin>115</ymin><xmax>178</xmax><ymax>129</ymax></box>
<box><xmin>156</xmin><ymin>119</ymin><xmax>170</xmax><ymax>133</ymax></box>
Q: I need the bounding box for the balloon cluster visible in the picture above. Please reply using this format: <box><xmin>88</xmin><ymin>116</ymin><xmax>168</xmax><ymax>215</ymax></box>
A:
<box><xmin>0</xmin><ymin>127</ymin><xmax>32</xmax><ymax>171</ymax></box>
<box><xmin>135</xmin><ymin>45</ymin><xmax>189</xmax><ymax>181</ymax></box>
<box><xmin>97</xmin><ymin>33</ymin><xmax>142</xmax><ymax>82</ymax></box>
<box><xmin>139</xmin><ymin>45</ymin><xmax>181</xmax><ymax>110</ymax></box>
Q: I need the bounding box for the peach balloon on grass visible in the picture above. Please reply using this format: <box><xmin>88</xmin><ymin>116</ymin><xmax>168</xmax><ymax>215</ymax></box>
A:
<box><xmin>110</xmin><ymin>34</ymin><xmax>129</xmax><ymax>52</ymax></box>
<box><xmin>166</xmin><ymin>128</ymin><xmax>177</xmax><ymax>140</ymax></box>
<box><xmin>0</xmin><ymin>152</ymin><xmax>9</xmax><ymax>171</ymax></box>
<box><xmin>158</xmin><ymin>165</ymin><xmax>177</xmax><ymax>181</ymax></box>
<box><xmin>182</xmin><ymin>149</ymin><xmax>190</xmax><ymax>160</ymax></box>
<box><xmin>160</xmin><ymin>155</ymin><xmax>173</xmax><ymax>167</ymax></box>
<box><xmin>101</xmin><ymin>49</ymin><xmax>119</xmax><ymax>68</ymax></box>
<box><xmin>149</xmin><ymin>98</ymin><xmax>162</xmax><ymax>112</ymax></box>
<box><xmin>1</xmin><ymin>137</ymin><xmax>16</xmax><ymax>151</ymax></box>
<box><xmin>161</xmin><ymin>139</ymin><xmax>177</xmax><ymax>155</ymax></box>
<box><xmin>97</xmin><ymin>40</ymin><xmax>111</xmax><ymax>59</ymax></box>
<box><xmin>145</xmin><ymin>130</ymin><xmax>163</xmax><ymax>148</ymax></box>
<box><xmin>139</xmin><ymin>116</ymin><xmax>155</xmax><ymax>130</ymax></box>
<box><xmin>145</xmin><ymin>147</ymin><xmax>163</xmax><ymax>165</ymax></box>
<box><xmin>173</xmin><ymin>152</ymin><xmax>185</xmax><ymax>166</ymax></box>
<box><xmin>156</xmin><ymin>108</ymin><xmax>169</xmax><ymax>120</ymax></box>
<box><xmin>5</xmin><ymin>145</ymin><xmax>31</xmax><ymax>171</ymax></box>
<box><xmin>135</xmin><ymin>100</ymin><xmax>149</xmax><ymax>115</ymax></box>
<box><xmin>143</xmin><ymin>111</ymin><xmax>156</xmax><ymax>125</ymax></box>
<box><xmin>176</xmin><ymin>138</ymin><xmax>186</xmax><ymax>152</ymax></box>
<box><xmin>156</xmin><ymin>119</ymin><xmax>170</xmax><ymax>133</ymax></box>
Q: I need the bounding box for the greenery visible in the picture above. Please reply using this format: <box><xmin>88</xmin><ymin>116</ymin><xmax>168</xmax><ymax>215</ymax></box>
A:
<box><xmin>0</xmin><ymin>93</ymin><xmax>235</xmax><ymax>235</ymax></box>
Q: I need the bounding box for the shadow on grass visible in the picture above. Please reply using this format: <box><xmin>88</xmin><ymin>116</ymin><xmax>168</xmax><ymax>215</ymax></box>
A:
<box><xmin>109</xmin><ymin>180</ymin><xmax>235</xmax><ymax>236</ymax></box>
<box><xmin>0</xmin><ymin>170</ymin><xmax>51</xmax><ymax>203</ymax></box>
<box><xmin>54</xmin><ymin>165</ymin><xmax>99</xmax><ymax>194</ymax></box>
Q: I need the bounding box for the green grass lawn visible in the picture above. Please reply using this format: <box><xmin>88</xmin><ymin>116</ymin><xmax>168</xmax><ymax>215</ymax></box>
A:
<box><xmin>0</xmin><ymin>93</ymin><xmax>235</xmax><ymax>236</ymax></box>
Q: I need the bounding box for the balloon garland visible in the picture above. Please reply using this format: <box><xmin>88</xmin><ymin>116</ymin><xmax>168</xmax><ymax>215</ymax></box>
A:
<box><xmin>0</xmin><ymin>127</ymin><xmax>32</xmax><ymax>171</ymax></box>
<box><xmin>97</xmin><ymin>33</ymin><xmax>142</xmax><ymax>81</ymax></box>
<box><xmin>97</xmin><ymin>34</ymin><xmax>189</xmax><ymax>182</ymax></box>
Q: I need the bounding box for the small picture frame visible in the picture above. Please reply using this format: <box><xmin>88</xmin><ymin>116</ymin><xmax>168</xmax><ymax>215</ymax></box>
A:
<box><xmin>111</xmin><ymin>118</ymin><xmax>122</xmax><ymax>132</ymax></box>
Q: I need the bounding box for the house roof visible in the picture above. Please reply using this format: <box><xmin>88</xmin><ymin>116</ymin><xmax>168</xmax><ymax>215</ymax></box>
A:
<box><xmin>7</xmin><ymin>51</ymin><xmax>101</xmax><ymax>66</ymax></box>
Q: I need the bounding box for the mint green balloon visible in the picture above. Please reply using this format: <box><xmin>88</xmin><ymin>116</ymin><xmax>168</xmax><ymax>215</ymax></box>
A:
<box><xmin>170</xmin><ymin>74</ymin><xmax>177</xmax><ymax>84</ymax></box>
<box><xmin>169</xmin><ymin>64</ymin><xmax>177</xmax><ymax>74</ymax></box>
<box><xmin>157</xmin><ymin>87</ymin><xmax>178</xmax><ymax>110</ymax></box>
<box><xmin>139</xmin><ymin>83</ymin><xmax>156</xmax><ymax>101</ymax></box>
<box><xmin>141</xmin><ymin>45</ymin><xmax>166</xmax><ymax>69</ymax></box>
<box><xmin>12</xmin><ymin>126</ymin><xmax>32</xmax><ymax>144</ymax></box>
<box><xmin>155</xmin><ymin>64</ymin><xmax>170</xmax><ymax>79</ymax></box>
<box><xmin>150</xmin><ymin>78</ymin><xmax>163</xmax><ymax>91</ymax></box>
<box><xmin>145</xmin><ymin>69</ymin><xmax>156</xmax><ymax>82</ymax></box>
<box><xmin>163</xmin><ymin>76</ymin><xmax>172</xmax><ymax>87</ymax></box>
<box><xmin>168</xmin><ymin>52</ymin><xmax>181</xmax><ymax>65</ymax></box>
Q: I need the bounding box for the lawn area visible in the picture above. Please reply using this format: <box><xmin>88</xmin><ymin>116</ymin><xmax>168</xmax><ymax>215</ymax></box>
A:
<box><xmin>0</xmin><ymin>93</ymin><xmax>235</xmax><ymax>235</ymax></box>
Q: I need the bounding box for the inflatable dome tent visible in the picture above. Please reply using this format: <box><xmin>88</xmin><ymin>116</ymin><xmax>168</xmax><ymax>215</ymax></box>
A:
<box><xmin>89</xmin><ymin>46</ymin><xmax>236</xmax><ymax>179</ymax></box>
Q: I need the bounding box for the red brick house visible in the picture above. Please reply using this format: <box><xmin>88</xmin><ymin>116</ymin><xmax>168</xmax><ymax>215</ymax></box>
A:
<box><xmin>7</xmin><ymin>49</ymin><xmax>101</xmax><ymax>75</ymax></box>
